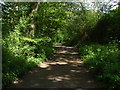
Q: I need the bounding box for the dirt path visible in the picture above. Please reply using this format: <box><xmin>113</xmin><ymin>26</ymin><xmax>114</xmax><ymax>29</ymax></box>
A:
<box><xmin>8</xmin><ymin>43</ymin><xmax>103</xmax><ymax>88</ymax></box>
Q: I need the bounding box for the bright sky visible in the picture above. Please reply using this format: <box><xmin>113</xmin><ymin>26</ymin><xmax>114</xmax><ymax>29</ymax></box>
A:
<box><xmin>0</xmin><ymin>0</ymin><xmax>119</xmax><ymax>10</ymax></box>
<box><xmin>0</xmin><ymin>0</ymin><xmax>119</xmax><ymax>3</ymax></box>
<box><xmin>0</xmin><ymin>0</ymin><xmax>119</xmax><ymax>2</ymax></box>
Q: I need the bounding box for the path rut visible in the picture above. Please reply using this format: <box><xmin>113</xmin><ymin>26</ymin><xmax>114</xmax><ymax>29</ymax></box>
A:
<box><xmin>8</xmin><ymin>44</ymin><xmax>103</xmax><ymax>88</ymax></box>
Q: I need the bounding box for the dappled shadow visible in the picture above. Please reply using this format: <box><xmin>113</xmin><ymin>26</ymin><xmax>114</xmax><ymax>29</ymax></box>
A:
<box><xmin>8</xmin><ymin>43</ymin><xmax>103</xmax><ymax>88</ymax></box>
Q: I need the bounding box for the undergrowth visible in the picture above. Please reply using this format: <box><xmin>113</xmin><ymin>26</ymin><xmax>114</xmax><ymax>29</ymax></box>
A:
<box><xmin>2</xmin><ymin>29</ymin><xmax>54</xmax><ymax>87</ymax></box>
<box><xmin>77</xmin><ymin>43</ymin><xmax>120</xmax><ymax>89</ymax></box>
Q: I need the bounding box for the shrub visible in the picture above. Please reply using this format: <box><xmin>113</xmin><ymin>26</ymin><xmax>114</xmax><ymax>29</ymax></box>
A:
<box><xmin>77</xmin><ymin>43</ymin><xmax>120</xmax><ymax>88</ymax></box>
<box><xmin>2</xmin><ymin>30</ymin><xmax>54</xmax><ymax>87</ymax></box>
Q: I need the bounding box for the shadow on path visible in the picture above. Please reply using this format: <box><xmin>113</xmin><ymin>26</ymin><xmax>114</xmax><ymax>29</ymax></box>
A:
<box><xmin>8</xmin><ymin>43</ymin><xmax>103</xmax><ymax>88</ymax></box>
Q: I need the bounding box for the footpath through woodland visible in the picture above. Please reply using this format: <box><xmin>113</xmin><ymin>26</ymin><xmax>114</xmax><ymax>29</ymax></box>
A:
<box><xmin>8</xmin><ymin>43</ymin><xmax>103</xmax><ymax>88</ymax></box>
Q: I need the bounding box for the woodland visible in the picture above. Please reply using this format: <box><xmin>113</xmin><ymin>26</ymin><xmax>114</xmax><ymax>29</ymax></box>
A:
<box><xmin>1</xmin><ymin>1</ymin><xmax>120</xmax><ymax>89</ymax></box>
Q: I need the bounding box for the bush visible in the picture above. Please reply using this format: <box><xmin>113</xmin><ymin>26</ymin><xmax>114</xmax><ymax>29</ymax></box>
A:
<box><xmin>2</xmin><ymin>47</ymin><xmax>35</xmax><ymax>87</ymax></box>
<box><xmin>2</xmin><ymin>29</ymin><xmax>54</xmax><ymax>87</ymax></box>
<box><xmin>77</xmin><ymin>43</ymin><xmax>120</xmax><ymax>88</ymax></box>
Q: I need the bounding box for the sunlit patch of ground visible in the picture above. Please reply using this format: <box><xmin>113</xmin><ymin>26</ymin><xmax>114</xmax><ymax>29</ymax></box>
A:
<box><xmin>70</xmin><ymin>69</ymin><xmax>81</xmax><ymax>73</ymax></box>
<box><xmin>56</xmin><ymin>62</ymin><xmax>68</xmax><ymax>65</ymax></box>
<box><xmin>37</xmin><ymin>63</ymin><xmax>49</xmax><ymax>68</ymax></box>
<box><xmin>48</xmin><ymin>75</ymin><xmax>71</xmax><ymax>82</ymax></box>
<box><xmin>12</xmin><ymin>80</ymin><xmax>23</xmax><ymax>85</ymax></box>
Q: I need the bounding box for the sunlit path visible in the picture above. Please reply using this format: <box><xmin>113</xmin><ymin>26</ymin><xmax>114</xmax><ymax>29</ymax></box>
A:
<box><xmin>8</xmin><ymin>43</ymin><xmax>103</xmax><ymax>88</ymax></box>
<box><xmin>3</xmin><ymin>1</ymin><xmax>119</xmax><ymax>88</ymax></box>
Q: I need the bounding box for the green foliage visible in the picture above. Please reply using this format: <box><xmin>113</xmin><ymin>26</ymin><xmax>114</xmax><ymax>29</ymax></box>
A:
<box><xmin>2</xmin><ymin>28</ymin><xmax>54</xmax><ymax>86</ymax></box>
<box><xmin>31</xmin><ymin>2</ymin><xmax>68</xmax><ymax>40</ymax></box>
<box><xmin>2</xmin><ymin>47</ymin><xmax>36</xmax><ymax>87</ymax></box>
<box><xmin>63</xmin><ymin>10</ymin><xmax>101</xmax><ymax>46</ymax></box>
<box><xmin>2</xmin><ymin>3</ymin><xmax>55</xmax><ymax>87</ymax></box>
<box><xmin>90</xmin><ymin>8</ymin><xmax>120</xmax><ymax>44</ymax></box>
<box><xmin>77</xmin><ymin>43</ymin><xmax>120</xmax><ymax>88</ymax></box>
<box><xmin>2</xmin><ymin>2</ymin><xmax>120</xmax><ymax>88</ymax></box>
<box><xmin>62</xmin><ymin>7</ymin><xmax>120</xmax><ymax>46</ymax></box>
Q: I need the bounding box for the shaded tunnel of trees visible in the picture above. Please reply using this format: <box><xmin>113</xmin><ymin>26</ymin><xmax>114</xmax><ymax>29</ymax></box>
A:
<box><xmin>1</xmin><ymin>1</ymin><xmax>120</xmax><ymax>89</ymax></box>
